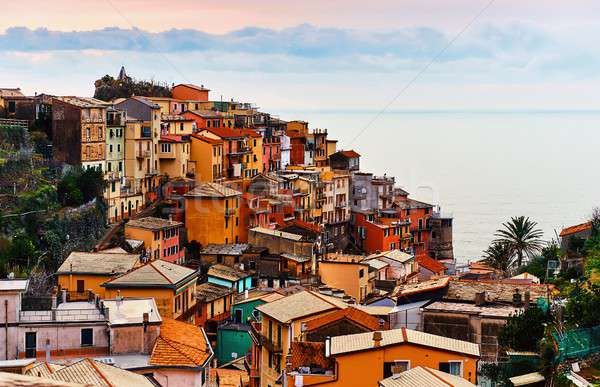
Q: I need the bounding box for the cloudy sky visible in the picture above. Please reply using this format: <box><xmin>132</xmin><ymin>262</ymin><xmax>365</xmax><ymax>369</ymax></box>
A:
<box><xmin>2</xmin><ymin>0</ymin><xmax>600</xmax><ymax>112</ymax></box>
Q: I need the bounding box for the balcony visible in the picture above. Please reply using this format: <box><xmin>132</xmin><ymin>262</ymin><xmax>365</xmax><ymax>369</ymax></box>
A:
<box><xmin>335</xmin><ymin>201</ymin><xmax>347</xmax><ymax>209</ymax></box>
<box><xmin>251</xmin><ymin>328</ymin><xmax>282</xmax><ymax>353</ymax></box>
<box><xmin>136</xmin><ymin>149</ymin><xmax>151</xmax><ymax>159</ymax></box>
<box><xmin>140</xmin><ymin>126</ymin><xmax>152</xmax><ymax>138</ymax></box>
<box><xmin>146</xmin><ymin>168</ymin><xmax>159</xmax><ymax>176</ymax></box>
<box><xmin>159</xmin><ymin>150</ymin><xmax>176</xmax><ymax>159</ymax></box>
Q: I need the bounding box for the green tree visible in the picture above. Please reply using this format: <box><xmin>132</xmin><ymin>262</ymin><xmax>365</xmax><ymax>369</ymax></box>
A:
<box><xmin>483</xmin><ymin>241</ymin><xmax>514</xmax><ymax>275</ymax></box>
<box><xmin>564</xmin><ymin>283</ymin><xmax>600</xmax><ymax>327</ymax></box>
<box><xmin>495</xmin><ymin>216</ymin><xmax>544</xmax><ymax>267</ymax></box>
<box><xmin>498</xmin><ymin>307</ymin><xmax>548</xmax><ymax>351</ymax></box>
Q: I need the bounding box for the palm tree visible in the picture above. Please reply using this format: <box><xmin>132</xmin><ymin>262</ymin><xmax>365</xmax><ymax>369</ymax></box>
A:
<box><xmin>483</xmin><ymin>241</ymin><xmax>515</xmax><ymax>276</ymax></box>
<box><xmin>495</xmin><ymin>216</ymin><xmax>544</xmax><ymax>267</ymax></box>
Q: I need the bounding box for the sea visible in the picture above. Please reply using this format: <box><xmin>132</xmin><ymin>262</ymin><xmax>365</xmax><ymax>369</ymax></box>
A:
<box><xmin>277</xmin><ymin>110</ymin><xmax>600</xmax><ymax>264</ymax></box>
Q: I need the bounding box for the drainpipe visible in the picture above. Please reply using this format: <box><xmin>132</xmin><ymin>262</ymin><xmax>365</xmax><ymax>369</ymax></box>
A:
<box><xmin>4</xmin><ymin>300</ymin><xmax>8</xmax><ymax>360</ymax></box>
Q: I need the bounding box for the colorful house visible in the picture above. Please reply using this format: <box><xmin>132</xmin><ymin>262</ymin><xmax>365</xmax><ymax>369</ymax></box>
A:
<box><xmin>378</xmin><ymin>366</ymin><xmax>476</xmax><ymax>387</ymax></box>
<box><xmin>301</xmin><ymin>306</ymin><xmax>386</xmax><ymax>342</ymax></box>
<box><xmin>185</xmin><ymin>182</ymin><xmax>242</xmax><ymax>245</ymax></box>
<box><xmin>189</xmin><ymin>134</ymin><xmax>224</xmax><ymax>182</ymax></box>
<box><xmin>207</xmin><ymin>264</ymin><xmax>254</xmax><ymax>293</ymax></box>
<box><xmin>172</xmin><ymin>83</ymin><xmax>210</xmax><ymax>102</ymax></box>
<box><xmin>56</xmin><ymin>250</ymin><xmax>140</xmax><ymax>298</ymax></box>
<box><xmin>158</xmin><ymin>134</ymin><xmax>191</xmax><ymax>179</ymax></box>
<box><xmin>124</xmin><ymin>216</ymin><xmax>185</xmax><ymax>264</ymax></box>
<box><xmin>102</xmin><ymin>260</ymin><xmax>198</xmax><ymax>322</ymax></box>
<box><xmin>319</xmin><ymin>254</ymin><xmax>372</xmax><ymax>303</ymax></box>
<box><xmin>352</xmin><ymin>210</ymin><xmax>411</xmax><ymax>254</ymax></box>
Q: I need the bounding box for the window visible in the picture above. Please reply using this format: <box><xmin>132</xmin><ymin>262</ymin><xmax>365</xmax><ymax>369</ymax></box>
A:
<box><xmin>81</xmin><ymin>328</ymin><xmax>93</xmax><ymax>347</ymax></box>
<box><xmin>7</xmin><ymin>101</ymin><xmax>16</xmax><ymax>113</ymax></box>
<box><xmin>392</xmin><ymin>360</ymin><xmax>410</xmax><ymax>375</ymax></box>
<box><xmin>175</xmin><ymin>295</ymin><xmax>181</xmax><ymax>312</ymax></box>
<box><xmin>359</xmin><ymin>269</ymin><xmax>364</xmax><ymax>278</ymax></box>
<box><xmin>25</xmin><ymin>332</ymin><xmax>36</xmax><ymax>358</ymax></box>
<box><xmin>439</xmin><ymin>361</ymin><xmax>462</xmax><ymax>376</ymax></box>
<box><xmin>107</xmin><ymin>162</ymin><xmax>112</xmax><ymax>172</ymax></box>
<box><xmin>77</xmin><ymin>280</ymin><xmax>85</xmax><ymax>293</ymax></box>
<box><xmin>118</xmin><ymin>161</ymin><xmax>123</xmax><ymax>172</ymax></box>
<box><xmin>234</xmin><ymin>309</ymin><xmax>243</xmax><ymax>324</ymax></box>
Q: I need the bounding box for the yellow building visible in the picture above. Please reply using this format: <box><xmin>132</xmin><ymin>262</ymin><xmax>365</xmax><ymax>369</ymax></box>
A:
<box><xmin>102</xmin><ymin>260</ymin><xmax>198</xmax><ymax>321</ymax></box>
<box><xmin>242</xmin><ymin>129</ymin><xmax>264</xmax><ymax>179</ymax></box>
<box><xmin>184</xmin><ymin>182</ymin><xmax>243</xmax><ymax>245</ymax></box>
<box><xmin>319</xmin><ymin>254</ymin><xmax>372</xmax><ymax>303</ymax></box>
<box><xmin>124</xmin><ymin>216</ymin><xmax>184</xmax><ymax>264</ymax></box>
<box><xmin>158</xmin><ymin>135</ymin><xmax>191</xmax><ymax>179</ymax></box>
<box><xmin>161</xmin><ymin>115</ymin><xmax>196</xmax><ymax>136</ymax></box>
<box><xmin>56</xmin><ymin>250</ymin><xmax>140</xmax><ymax>298</ymax></box>
<box><xmin>189</xmin><ymin>134</ymin><xmax>224</xmax><ymax>182</ymax></box>
<box><xmin>287</xmin><ymin>120</ymin><xmax>309</xmax><ymax>135</ymax></box>
<box><xmin>254</xmin><ymin>291</ymin><xmax>339</xmax><ymax>387</ymax></box>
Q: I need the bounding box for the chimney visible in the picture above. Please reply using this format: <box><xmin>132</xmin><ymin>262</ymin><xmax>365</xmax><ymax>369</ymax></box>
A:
<box><xmin>373</xmin><ymin>331</ymin><xmax>383</xmax><ymax>347</ymax></box>
<box><xmin>512</xmin><ymin>289</ymin><xmax>522</xmax><ymax>307</ymax></box>
<box><xmin>524</xmin><ymin>290</ymin><xmax>531</xmax><ymax>310</ymax></box>
<box><xmin>143</xmin><ymin>312</ymin><xmax>149</xmax><ymax>332</ymax></box>
<box><xmin>474</xmin><ymin>292</ymin><xmax>486</xmax><ymax>306</ymax></box>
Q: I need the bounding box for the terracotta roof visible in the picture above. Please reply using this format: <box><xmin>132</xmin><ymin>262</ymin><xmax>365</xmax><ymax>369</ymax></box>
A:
<box><xmin>209</xmin><ymin>368</ymin><xmax>249</xmax><ymax>387</ymax></box>
<box><xmin>416</xmin><ymin>255</ymin><xmax>447</xmax><ymax>274</ymax></box>
<box><xmin>330</xmin><ymin>327</ymin><xmax>480</xmax><ymax>357</ymax></box>
<box><xmin>366</xmin><ymin>250</ymin><xmax>414</xmax><ymax>264</ymax></box>
<box><xmin>54</xmin><ymin>96</ymin><xmax>110</xmax><ymax>109</ymax></box>
<box><xmin>150</xmin><ymin>318</ymin><xmax>212</xmax><ymax>368</ymax></box>
<box><xmin>304</xmin><ymin>306</ymin><xmax>383</xmax><ymax>332</ymax></box>
<box><xmin>424</xmin><ymin>301</ymin><xmax>521</xmax><ymax>318</ymax></box>
<box><xmin>338</xmin><ymin>150</ymin><xmax>361</xmax><ymax>158</ymax></box>
<box><xmin>0</xmin><ymin>88</ymin><xmax>24</xmax><ymax>98</ymax></box>
<box><xmin>256</xmin><ymin>290</ymin><xmax>339</xmax><ymax>323</ymax></box>
<box><xmin>201</xmin><ymin>126</ymin><xmax>247</xmax><ymax>139</ymax></box>
<box><xmin>560</xmin><ymin>221</ymin><xmax>593</xmax><ymax>237</ymax></box>
<box><xmin>380</xmin><ymin>366</ymin><xmax>476</xmax><ymax>387</ymax></box>
<box><xmin>446</xmin><ymin>279</ymin><xmax>550</xmax><ymax>304</ymax></box>
<box><xmin>0</xmin><ymin>372</ymin><xmax>83</xmax><ymax>387</ymax></box>
<box><xmin>208</xmin><ymin>264</ymin><xmax>251</xmax><ymax>282</ymax></box>
<box><xmin>196</xmin><ymin>282</ymin><xmax>233</xmax><ymax>302</ymax></box>
<box><xmin>186</xmin><ymin>109</ymin><xmax>222</xmax><ymax>119</ymax></box>
<box><xmin>185</xmin><ymin>182</ymin><xmax>241</xmax><ymax>198</ymax></box>
<box><xmin>57</xmin><ymin>252</ymin><xmax>139</xmax><ymax>276</ymax></box>
<box><xmin>25</xmin><ymin>362</ymin><xmax>66</xmax><ymax>378</ymax></box>
<box><xmin>393</xmin><ymin>198</ymin><xmax>434</xmax><ymax>210</ymax></box>
<box><xmin>103</xmin><ymin>260</ymin><xmax>197</xmax><ymax>289</ymax></box>
<box><xmin>392</xmin><ymin>277</ymin><xmax>450</xmax><ymax>298</ymax></box>
<box><xmin>45</xmin><ymin>358</ymin><xmax>154</xmax><ymax>386</ymax></box>
<box><xmin>290</xmin><ymin>341</ymin><xmax>335</xmax><ymax>370</ymax></box>
<box><xmin>240</xmin><ymin>129</ymin><xmax>261</xmax><ymax>138</ymax></box>
<box><xmin>125</xmin><ymin>216</ymin><xmax>183</xmax><ymax>230</ymax></box>
<box><xmin>191</xmin><ymin>133</ymin><xmax>223</xmax><ymax>144</ymax></box>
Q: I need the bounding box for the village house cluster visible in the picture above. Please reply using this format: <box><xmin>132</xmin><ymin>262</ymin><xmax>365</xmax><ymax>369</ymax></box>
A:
<box><xmin>0</xmin><ymin>80</ymin><xmax>556</xmax><ymax>387</ymax></box>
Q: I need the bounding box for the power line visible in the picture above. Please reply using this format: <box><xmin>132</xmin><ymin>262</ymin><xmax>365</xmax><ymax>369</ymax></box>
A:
<box><xmin>347</xmin><ymin>0</ymin><xmax>496</xmax><ymax>146</ymax></box>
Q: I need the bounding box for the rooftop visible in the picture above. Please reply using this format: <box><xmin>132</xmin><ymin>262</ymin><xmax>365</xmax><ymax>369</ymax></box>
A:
<box><xmin>249</xmin><ymin>227</ymin><xmax>304</xmax><ymax>241</ymax></box>
<box><xmin>125</xmin><ymin>216</ymin><xmax>183</xmax><ymax>231</ymax></box>
<box><xmin>393</xmin><ymin>198</ymin><xmax>434</xmax><ymax>210</ymax></box>
<box><xmin>150</xmin><ymin>318</ymin><xmax>212</xmax><ymax>368</ymax></box>
<box><xmin>424</xmin><ymin>301</ymin><xmax>521</xmax><ymax>318</ymax></box>
<box><xmin>446</xmin><ymin>279</ymin><xmax>551</xmax><ymax>304</ymax></box>
<box><xmin>392</xmin><ymin>277</ymin><xmax>450</xmax><ymax>298</ymax></box>
<box><xmin>334</xmin><ymin>150</ymin><xmax>361</xmax><ymax>158</ymax></box>
<box><xmin>366</xmin><ymin>250</ymin><xmax>414</xmax><ymax>264</ymax></box>
<box><xmin>281</xmin><ymin>253</ymin><xmax>311</xmax><ymax>263</ymax></box>
<box><xmin>196</xmin><ymin>282</ymin><xmax>233</xmax><ymax>302</ymax></box>
<box><xmin>379</xmin><ymin>366</ymin><xmax>476</xmax><ymax>387</ymax></box>
<box><xmin>256</xmin><ymin>290</ymin><xmax>339</xmax><ymax>323</ymax></box>
<box><xmin>54</xmin><ymin>96</ymin><xmax>110</xmax><ymax>109</ymax></box>
<box><xmin>209</xmin><ymin>368</ymin><xmax>250</xmax><ymax>387</ymax></box>
<box><xmin>329</xmin><ymin>327</ymin><xmax>480</xmax><ymax>357</ymax></box>
<box><xmin>416</xmin><ymin>255</ymin><xmax>447</xmax><ymax>273</ymax></box>
<box><xmin>103</xmin><ymin>298</ymin><xmax>161</xmax><ymax>326</ymax></box>
<box><xmin>57</xmin><ymin>252</ymin><xmax>139</xmax><ymax>276</ymax></box>
<box><xmin>0</xmin><ymin>87</ymin><xmax>24</xmax><ymax>97</ymax></box>
<box><xmin>191</xmin><ymin>133</ymin><xmax>224</xmax><ymax>144</ymax></box>
<box><xmin>560</xmin><ymin>221</ymin><xmax>593</xmax><ymax>237</ymax></box>
<box><xmin>199</xmin><ymin>244</ymin><xmax>249</xmax><ymax>256</ymax></box>
<box><xmin>103</xmin><ymin>260</ymin><xmax>197</xmax><ymax>289</ymax></box>
<box><xmin>304</xmin><ymin>306</ymin><xmax>383</xmax><ymax>332</ymax></box>
<box><xmin>175</xmin><ymin>83</ymin><xmax>210</xmax><ymax>92</ymax></box>
<box><xmin>185</xmin><ymin>182</ymin><xmax>242</xmax><ymax>198</ymax></box>
<box><xmin>0</xmin><ymin>279</ymin><xmax>29</xmax><ymax>292</ymax></box>
<box><xmin>208</xmin><ymin>264</ymin><xmax>251</xmax><ymax>282</ymax></box>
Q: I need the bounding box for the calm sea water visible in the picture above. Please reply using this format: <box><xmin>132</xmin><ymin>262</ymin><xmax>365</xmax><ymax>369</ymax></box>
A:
<box><xmin>277</xmin><ymin>110</ymin><xmax>600</xmax><ymax>263</ymax></box>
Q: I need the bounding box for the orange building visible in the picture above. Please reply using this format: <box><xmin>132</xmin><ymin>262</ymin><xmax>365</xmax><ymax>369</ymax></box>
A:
<box><xmin>184</xmin><ymin>182</ymin><xmax>243</xmax><ymax>245</ymax></box>
<box><xmin>319</xmin><ymin>254</ymin><xmax>372</xmax><ymax>303</ymax></box>
<box><xmin>102</xmin><ymin>260</ymin><xmax>198</xmax><ymax>322</ymax></box>
<box><xmin>189</xmin><ymin>133</ymin><xmax>224</xmax><ymax>182</ymax></box>
<box><xmin>124</xmin><ymin>216</ymin><xmax>185</xmax><ymax>264</ymax></box>
<box><xmin>352</xmin><ymin>210</ymin><xmax>411</xmax><ymax>254</ymax></box>
<box><xmin>287</xmin><ymin>328</ymin><xmax>480</xmax><ymax>387</ymax></box>
<box><xmin>172</xmin><ymin>83</ymin><xmax>210</xmax><ymax>101</ymax></box>
<box><xmin>393</xmin><ymin>198</ymin><xmax>434</xmax><ymax>257</ymax></box>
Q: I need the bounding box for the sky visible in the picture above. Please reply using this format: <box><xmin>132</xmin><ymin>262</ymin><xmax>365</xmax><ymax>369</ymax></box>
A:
<box><xmin>2</xmin><ymin>1</ymin><xmax>600</xmax><ymax>114</ymax></box>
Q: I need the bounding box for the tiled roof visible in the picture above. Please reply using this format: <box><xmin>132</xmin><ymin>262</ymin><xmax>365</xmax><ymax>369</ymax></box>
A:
<box><xmin>249</xmin><ymin>227</ymin><xmax>304</xmax><ymax>241</ymax></box>
<box><xmin>338</xmin><ymin>150</ymin><xmax>361</xmax><ymax>158</ymax></box>
<box><xmin>186</xmin><ymin>109</ymin><xmax>222</xmax><ymax>119</ymax></box>
<box><xmin>560</xmin><ymin>221</ymin><xmax>593</xmax><ymax>237</ymax></box>
<box><xmin>290</xmin><ymin>341</ymin><xmax>334</xmax><ymax>370</ymax></box>
<box><xmin>366</xmin><ymin>259</ymin><xmax>389</xmax><ymax>270</ymax></box>
<box><xmin>393</xmin><ymin>198</ymin><xmax>434</xmax><ymax>210</ymax></box>
<box><xmin>392</xmin><ymin>277</ymin><xmax>450</xmax><ymax>298</ymax></box>
<box><xmin>209</xmin><ymin>368</ymin><xmax>250</xmax><ymax>387</ymax></box>
<box><xmin>46</xmin><ymin>358</ymin><xmax>154</xmax><ymax>386</ymax></box>
<box><xmin>330</xmin><ymin>327</ymin><xmax>480</xmax><ymax>357</ymax></box>
<box><xmin>379</xmin><ymin>366</ymin><xmax>476</xmax><ymax>387</ymax></box>
<box><xmin>150</xmin><ymin>318</ymin><xmax>212</xmax><ymax>368</ymax></box>
<box><xmin>125</xmin><ymin>216</ymin><xmax>182</xmax><ymax>230</ymax></box>
<box><xmin>130</xmin><ymin>96</ymin><xmax>161</xmax><ymax>109</ymax></box>
<box><xmin>54</xmin><ymin>96</ymin><xmax>110</xmax><ymax>108</ymax></box>
<box><xmin>208</xmin><ymin>264</ymin><xmax>251</xmax><ymax>282</ymax></box>
<box><xmin>304</xmin><ymin>306</ymin><xmax>383</xmax><ymax>332</ymax></box>
<box><xmin>0</xmin><ymin>279</ymin><xmax>29</xmax><ymax>292</ymax></box>
<box><xmin>103</xmin><ymin>260</ymin><xmax>197</xmax><ymax>288</ymax></box>
<box><xmin>0</xmin><ymin>372</ymin><xmax>82</xmax><ymax>387</ymax></box>
<box><xmin>57</xmin><ymin>252</ymin><xmax>139</xmax><ymax>275</ymax></box>
<box><xmin>0</xmin><ymin>87</ymin><xmax>24</xmax><ymax>97</ymax></box>
<box><xmin>191</xmin><ymin>133</ymin><xmax>223</xmax><ymax>144</ymax></box>
<box><xmin>416</xmin><ymin>255</ymin><xmax>447</xmax><ymax>274</ymax></box>
<box><xmin>196</xmin><ymin>282</ymin><xmax>233</xmax><ymax>302</ymax></box>
<box><xmin>256</xmin><ymin>290</ymin><xmax>339</xmax><ymax>323</ymax></box>
<box><xmin>446</xmin><ymin>279</ymin><xmax>550</xmax><ymax>304</ymax></box>
<box><xmin>508</xmin><ymin>372</ymin><xmax>545</xmax><ymax>386</ymax></box>
<box><xmin>185</xmin><ymin>182</ymin><xmax>241</xmax><ymax>198</ymax></box>
<box><xmin>281</xmin><ymin>253</ymin><xmax>311</xmax><ymax>263</ymax></box>
<box><xmin>26</xmin><ymin>362</ymin><xmax>66</xmax><ymax>378</ymax></box>
<box><xmin>367</xmin><ymin>250</ymin><xmax>414</xmax><ymax>264</ymax></box>
<box><xmin>200</xmin><ymin>244</ymin><xmax>249</xmax><ymax>256</ymax></box>
<box><xmin>201</xmin><ymin>126</ymin><xmax>246</xmax><ymax>139</ymax></box>
<box><xmin>424</xmin><ymin>301</ymin><xmax>521</xmax><ymax>318</ymax></box>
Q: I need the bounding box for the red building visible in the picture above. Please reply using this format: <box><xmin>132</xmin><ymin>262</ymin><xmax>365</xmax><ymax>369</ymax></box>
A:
<box><xmin>172</xmin><ymin>83</ymin><xmax>210</xmax><ymax>101</ymax></box>
<box><xmin>351</xmin><ymin>210</ymin><xmax>411</xmax><ymax>254</ymax></box>
<box><xmin>288</xmin><ymin>132</ymin><xmax>306</xmax><ymax>166</ymax></box>
<box><xmin>393</xmin><ymin>198</ymin><xmax>434</xmax><ymax>257</ymax></box>
<box><xmin>181</xmin><ymin>110</ymin><xmax>227</xmax><ymax>131</ymax></box>
<box><xmin>262</xmin><ymin>135</ymin><xmax>281</xmax><ymax>172</ymax></box>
